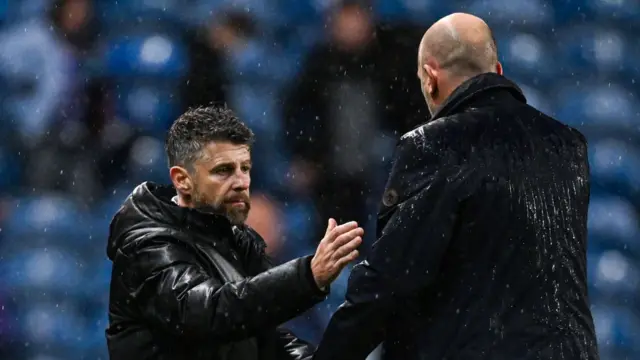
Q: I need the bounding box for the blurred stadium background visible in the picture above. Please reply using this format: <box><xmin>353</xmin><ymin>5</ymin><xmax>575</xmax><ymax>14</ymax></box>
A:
<box><xmin>0</xmin><ymin>0</ymin><xmax>638</xmax><ymax>359</ymax></box>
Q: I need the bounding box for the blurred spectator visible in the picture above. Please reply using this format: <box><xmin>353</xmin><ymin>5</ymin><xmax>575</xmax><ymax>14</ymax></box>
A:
<box><xmin>207</xmin><ymin>10</ymin><xmax>292</xmax><ymax>194</ymax></box>
<box><xmin>0</xmin><ymin>0</ymin><xmax>97</xmax><ymax>142</ymax></box>
<box><xmin>245</xmin><ymin>193</ymin><xmax>286</xmax><ymax>256</ymax></box>
<box><xmin>0</xmin><ymin>0</ymin><xmax>110</xmax><ymax>200</ymax></box>
<box><xmin>284</xmin><ymin>1</ymin><xmax>421</xmax><ymax>248</ymax></box>
<box><xmin>285</xmin><ymin>0</ymin><xmax>380</xmax><ymax>235</ymax></box>
<box><xmin>51</xmin><ymin>0</ymin><xmax>99</xmax><ymax>52</ymax></box>
<box><xmin>182</xmin><ymin>17</ymin><xmax>228</xmax><ymax>110</ymax></box>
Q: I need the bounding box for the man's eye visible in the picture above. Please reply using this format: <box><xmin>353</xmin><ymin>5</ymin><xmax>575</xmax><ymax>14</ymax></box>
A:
<box><xmin>242</xmin><ymin>166</ymin><xmax>251</xmax><ymax>173</ymax></box>
<box><xmin>214</xmin><ymin>166</ymin><xmax>232</xmax><ymax>174</ymax></box>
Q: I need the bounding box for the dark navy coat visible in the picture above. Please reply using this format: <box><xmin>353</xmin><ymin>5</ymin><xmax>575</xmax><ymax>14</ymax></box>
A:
<box><xmin>314</xmin><ymin>73</ymin><xmax>599</xmax><ymax>360</ymax></box>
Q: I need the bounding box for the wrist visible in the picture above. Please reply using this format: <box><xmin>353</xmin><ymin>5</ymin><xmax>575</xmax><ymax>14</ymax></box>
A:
<box><xmin>306</xmin><ymin>256</ymin><xmax>329</xmax><ymax>295</ymax></box>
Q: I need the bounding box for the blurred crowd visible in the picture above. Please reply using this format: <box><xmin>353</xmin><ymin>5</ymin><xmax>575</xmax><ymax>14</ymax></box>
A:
<box><xmin>0</xmin><ymin>0</ymin><xmax>638</xmax><ymax>359</ymax></box>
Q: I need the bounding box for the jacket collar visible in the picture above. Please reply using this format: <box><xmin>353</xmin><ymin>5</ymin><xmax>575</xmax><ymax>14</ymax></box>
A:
<box><xmin>133</xmin><ymin>181</ymin><xmax>234</xmax><ymax>236</ymax></box>
<box><xmin>429</xmin><ymin>73</ymin><xmax>526</xmax><ymax>121</ymax></box>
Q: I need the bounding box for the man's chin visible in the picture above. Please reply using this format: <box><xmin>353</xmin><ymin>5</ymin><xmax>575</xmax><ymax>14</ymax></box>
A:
<box><xmin>228</xmin><ymin>214</ymin><xmax>248</xmax><ymax>225</ymax></box>
<box><xmin>226</xmin><ymin>208</ymin><xmax>249</xmax><ymax>225</ymax></box>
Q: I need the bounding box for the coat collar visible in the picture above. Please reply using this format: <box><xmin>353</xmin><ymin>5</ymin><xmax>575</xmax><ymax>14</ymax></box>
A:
<box><xmin>429</xmin><ymin>73</ymin><xmax>526</xmax><ymax>121</ymax></box>
<box><xmin>133</xmin><ymin>181</ymin><xmax>234</xmax><ymax>237</ymax></box>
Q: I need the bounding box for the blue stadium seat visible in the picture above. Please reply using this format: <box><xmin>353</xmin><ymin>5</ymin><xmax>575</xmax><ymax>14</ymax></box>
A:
<box><xmin>113</xmin><ymin>82</ymin><xmax>182</xmax><ymax>134</ymax></box>
<box><xmin>96</xmin><ymin>183</ymin><xmax>135</xmax><ymax>221</ymax></box>
<box><xmin>373</xmin><ymin>0</ymin><xmax>454</xmax><ymax>24</ymax></box>
<box><xmin>550</xmin><ymin>0</ymin><xmax>594</xmax><ymax>24</ymax></box>
<box><xmin>3</xmin><ymin>195</ymin><xmax>88</xmax><ymax>238</ymax></box>
<box><xmin>78</xmin><ymin>305</ymin><xmax>111</xmax><ymax>354</ymax></box>
<box><xmin>0</xmin><ymin>247</ymin><xmax>87</xmax><ymax>297</ymax></box>
<box><xmin>509</xmin><ymin>80</ymin><xmax>555</xmax><ymax>116</ymax></box>
<box><xmin>554</xmin><ymin>83</ymin><xmax>637</xmax><ymax>128</ymax></box>
<box><xmin>278</xmin><ymin>199</ymin><xmax>318</xmax><ymax>258</ymax></box>
<box><xmin>126</xmin><ymin>135</ymin><xmax>171</xmax><ymax>184</ymax></box>
<box><xmin>83</xmin><ymin>258</ymin><xmax>112</xmax><ymax>306</ymax></box>
<box><xmin>591</xmin><ymin>304</ymin><xmax>640</xmax><ymax>355</ymax></box>
<box><xmin>555</xmin><ymin>26</ymin><xmax>630</xmax><ymax>77</ymax></box>
<box><xmin>0</xmin><ymin>146</ymin><xmax>22</xmax><ymax>195</ymax></box>
<box><xmin>0</xmin><ymin>233</ymin><xmax>99</xmax><ymax>260</ymax></box>
<box><xmin>588</xmin><ymin>249</ymin><xmax>640</xmax><ymax>303</ymax></box>
<box><xmin>586</xmin><ymin>0</ymin><xmax>640</xmax><ymax>23</ymax></box>
<box><xmin>498</xmin><ymin>32</ymin><xmax>558</xmax><ymax>87</ymax></box>
<box><xmin>275</xmin><ymin>0</ymin><xmax>322</xmax><ymax>26</ymax></box>
<box><xmin>588</xmin><ymin>195</ymin><xmax>640</xmax><ymax>256</ymax></box>
<box><xmin>97</xmin><ymin>0</ymin><xmax>186</xmax><ymax>26</ymax></box>
<box><xmin>0</xmin><ymin>1</ymin><xmax>6</xmax><ymax>23</ymax></box>
<box><xmin>104</xmin><ymin>34</ymin><xmax>188</xmax><ymax>79</ymax></box>
<box><xmin>465</xmin><ymin>0</ymin><xmax>554</xmax><ymax>29</ymax></box>
<box><xmin>589</xmin><ymin>139</ymin><xmax>640</xmax><ymax>196</ymax></box>
<box><xmin>16</xmin><ymin>301</ymin><xmax>101</xmax><ymax>353</ymax></box>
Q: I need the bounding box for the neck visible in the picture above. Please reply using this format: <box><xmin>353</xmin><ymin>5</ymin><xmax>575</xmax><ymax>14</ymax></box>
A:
<box><xmin>435</xmin><ymin>75</ymin><xmax>471</xmax><ymax>108</ymax></box>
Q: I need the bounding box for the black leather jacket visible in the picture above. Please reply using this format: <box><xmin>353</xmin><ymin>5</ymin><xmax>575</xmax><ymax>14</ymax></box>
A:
<box><xmin>314</xmin><ymin>74</ymin><xmax>600</xmax><ymax>360</ymax></box>
<box><xmin>106</xmin><ymin>182</ymin><xmax>326</xmax><ymax>360</ymax></box>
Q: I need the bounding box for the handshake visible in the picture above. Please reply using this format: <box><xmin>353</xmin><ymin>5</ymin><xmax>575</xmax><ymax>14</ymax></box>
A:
<box><xmin>310</xmin><ymin>218</ymin><xmax>364</xmax><ymax>289</ymax></box>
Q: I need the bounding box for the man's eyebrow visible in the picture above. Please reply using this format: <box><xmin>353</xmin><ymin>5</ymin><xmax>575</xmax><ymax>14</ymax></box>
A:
<box><xmin>211</xmin><ymin>159</ymin><xmax>252</xmax><ymax>168</ymax></box>
<box><xmin>211</xmin><ymin>161</ymin><xmax>234</xmax><ymax>169</ymax></box>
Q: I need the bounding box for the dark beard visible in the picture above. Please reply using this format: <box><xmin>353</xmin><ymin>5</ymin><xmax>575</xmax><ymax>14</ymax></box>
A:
<box><xmin>192</xmin><ymin>195</ymin><xmax>250</xmax><ymax>225</ymax></box>
<box><xmin>193</xmin><ymin>200</ymin><xmax>223</xmax><ymax>215</ymax></box>
<box><xmin>225</xmin><ymin>202</ymin><xmax>250</xmax><ymax>225</ymax></box>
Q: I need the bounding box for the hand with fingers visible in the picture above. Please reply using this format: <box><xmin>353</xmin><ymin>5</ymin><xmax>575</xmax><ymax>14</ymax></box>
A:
<box><xmin>310</xmin><ymin>218</ymin><xmax>364</xmax><ymax>289</ymax></box>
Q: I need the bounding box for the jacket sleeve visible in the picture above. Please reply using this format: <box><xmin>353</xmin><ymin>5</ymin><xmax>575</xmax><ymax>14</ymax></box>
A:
<box><xmin>120</xmin><ymin>236</ymin><xmax>327</xmax><ymax>342</ymax></box>
<box><xmin>238</xmin><ymin>228</ymin><xmax>319</xmax><ymax>359</ymax></box>
<box><xmin>313</xmin><ymin>151</ymin><xmax>479</xmax><ymax>359</ymax></box>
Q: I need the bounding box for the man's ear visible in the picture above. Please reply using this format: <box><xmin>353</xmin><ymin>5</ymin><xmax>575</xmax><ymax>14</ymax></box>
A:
<box><xmin>495</xmin><ymin>61</ymin><xmax>503</xmax><ymax>75</ymax></box>
<box><xmin>169</xmin><ymin>166</ymin><xmax>192</xmax><ymax>195</ymax></box>
<box><xmin>423</xmin><ymin>61</ymin><xmax>439</xmax><ymax>94</ymax></box>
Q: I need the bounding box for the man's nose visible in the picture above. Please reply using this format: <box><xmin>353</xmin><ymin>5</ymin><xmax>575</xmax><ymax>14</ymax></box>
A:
<box><xmin>232</xmin><ymin>170</ymin><xmax>251</xmax><ymax>190</ymax></box>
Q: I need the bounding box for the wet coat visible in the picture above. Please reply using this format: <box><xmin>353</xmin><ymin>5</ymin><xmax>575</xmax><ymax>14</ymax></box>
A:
<box><xmin>314</xmin><ymin>73</ymin><xmax>599</xmax><ymax>360</ymax></box>
<box><xmin>106</xmin><ymin>182</ymin><xmax>326</xmax><ymax>360</ymax></box>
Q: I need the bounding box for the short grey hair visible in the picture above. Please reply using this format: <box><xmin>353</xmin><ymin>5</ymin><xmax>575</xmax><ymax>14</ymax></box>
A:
<box><xmin>165</xmin><ymin>106</ymin><xmax>255</xmax><ymax>170</ymax></box>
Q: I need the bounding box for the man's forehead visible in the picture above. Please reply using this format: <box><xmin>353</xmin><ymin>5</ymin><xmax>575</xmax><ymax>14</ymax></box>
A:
<box><xmin>199</xmin><ymin>141</ymin><xmax>251</xmax><ymax>164</ymax></box>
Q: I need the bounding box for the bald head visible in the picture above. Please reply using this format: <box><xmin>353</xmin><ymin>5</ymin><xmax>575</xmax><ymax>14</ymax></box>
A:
<box><xmin>419</xmin><ymin>13</ymin><xmax>498</xmax><ymax>78</ymax></box>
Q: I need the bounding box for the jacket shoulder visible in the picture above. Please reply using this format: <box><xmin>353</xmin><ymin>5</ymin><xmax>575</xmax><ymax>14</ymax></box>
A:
<box><xmin>109</xmin><ymin>231</ymin><xmax>205</xmax><ymax>296</ymax></box>
<box><xmin>400</xmin><ymin>114</ymin><xmax>469</xmax><ymax>148</ymax></box>
<box><xmin>395</xmin><ymin>115</ymin><xmax>467</xmax><ymax>168</ymax></box>
<box><xmin>381</xmin><ymin>117</ymin><xmax>470</xmax><ymax>213</ymax></box>
<box><xmin>564</xmin><ymin>122</ymin><xmax>588</xmax><ymax>147</ymax></box>
<box><xmin>115</xmin><ymin>225</ymin><xmax>187</xmax><ymax>260</ymax></box>
<box><xmin>531</xmin><ymin>110</ymin><xmax>589</xmax><ymax>156</ymax></box>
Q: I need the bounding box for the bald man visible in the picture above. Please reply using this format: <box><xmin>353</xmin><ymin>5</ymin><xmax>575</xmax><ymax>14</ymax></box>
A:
<box><xmin>314</xmin><ymin>13</ymin><xmax>599</xmax><ymax>360</ymax></box>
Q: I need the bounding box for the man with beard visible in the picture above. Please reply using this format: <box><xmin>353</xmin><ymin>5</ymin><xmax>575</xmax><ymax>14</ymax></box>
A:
<box><xmin>313</xmin><ymin>13</ymin><xmax>599</xmax><ymax>360</ymax></box>
<box><xmin>106</xmin><ymin>106</ymin><xmax>363</xmax><ymax>360</ymax></box>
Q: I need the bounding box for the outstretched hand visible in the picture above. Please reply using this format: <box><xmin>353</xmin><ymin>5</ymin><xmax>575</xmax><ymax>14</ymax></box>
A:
<box><xmin>310</xmin><ymin>218</ymin><xmax>363</xmax><ymax>289</ymax></box>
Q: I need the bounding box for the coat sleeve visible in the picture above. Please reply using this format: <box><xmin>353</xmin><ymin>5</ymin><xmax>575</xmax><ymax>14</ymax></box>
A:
<box><xmin>313</xmin><ymin>155</ymin><xmax>478</xmax><ymax>359</ymax></box>
<box><xmin>119</xmin><ymin>236</ymin><xmax>327</xmax><ymax>342</ymax></box>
